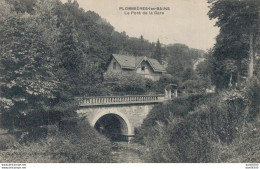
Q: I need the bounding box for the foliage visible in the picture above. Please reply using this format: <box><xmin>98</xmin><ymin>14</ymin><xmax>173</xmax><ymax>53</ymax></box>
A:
<box><xmin>196</xmin><ymin>49</ymin><xmax>214</xmax><ymax>78</ymax></box>
<box><xmin>152</xmin><ymin>74</ymin><xmax>180</xmax><ymax>93</ymax></box>
<box><xmin>244</xmin><ymin>77</ymin><xmax>260</xmax><ymax>120</ymax></box>
<box><xmin>144</xmin><ymin>78</ymin><xmax>156</xmax><ymax>93</ymax></box>
<box><xmin>104</xmin><ymin>71</ymin><xmax>146</xmax><ymax>94</ymax></box>
<box><xmin>134</xmin><ymin>93</ymin><xmax>214</xmax><ymax>143</ymax></box>
<box><xmin>0</xmin><ymin>0</ymin><xmax>207</xmax><ymax>100</ymax></box>
<box><xmin>0</xmin><ymin>121</ymin><xmax>112</xmax><ymax>163</ymax></box>
<box><xmin>0</xmin><ymin>0</ymin><xmax>115</xmax><ymax>130</ymax></box>
<box><xmin>5</xmin><ymin>0</ymin><xmax>35</xmax><ymax>14</ymax></box>
<box><xmin>151</xmin><ymin>39</ymin><xmax>162</xmax><ymax>64</ymax></box>
<box><xmin>143</xmin><ymin>117</ymin><xmax>216</xmax><ymax>162</ymax></box>
<box><xmin>208</xmin><ymin>0</ymin><xmax>260</xmax><ymax>88</ymax></box>
<box><xmin>0</xmin><ymin>0</ymin><xmax>64</xmax><ymax>130</ymax></box>
<box><xmin>216</xmin><ymin>122</ymin><xmax>260</xmax><ymax>163</ymax></box>
<box><xmin>0</xmin><ymin>134</ymin><xmax>17</xmax><ymax>151</ymax></box>
<box><xmin>181</xmin><ymin>78</ymin><xmax>211</xmax><ymax>94</ymax></box>
<box><xmin>166</xmin><ymin>44</ymin><xmax>204</xmax><ymax>81</ymax></box>
<box><xmin>138</xmin><ymin>86</ymin><xmax>259</xmax><ymax>162</ymax></box>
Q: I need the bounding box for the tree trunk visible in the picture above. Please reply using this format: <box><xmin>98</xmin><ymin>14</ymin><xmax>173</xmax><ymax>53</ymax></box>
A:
<box><xmin>248</xmin><ymin>32</ymin><xmax>254</xmax><ymax>79</ymax></box>
<box><xmin>237</xmin><ymin>71</ymin><xmax>240</xmax><ymax>88</ymax></box>
<box><xmin>236</xmin><ymin>60</ymin><xmax>242</xmax><ymax>87</ymax></box>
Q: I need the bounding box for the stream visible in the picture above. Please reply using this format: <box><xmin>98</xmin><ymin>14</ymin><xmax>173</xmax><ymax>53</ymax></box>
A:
<box><xmin>111</xmin><ymin>142</ymin><xmax>147</xmax><ymax>163</ymax></box>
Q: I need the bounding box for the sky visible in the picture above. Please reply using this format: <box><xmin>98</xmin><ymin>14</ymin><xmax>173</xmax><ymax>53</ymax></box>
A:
<box><xmin>61</xmin><ymin>0</ymin><xmax>219</xmax><ymax>51</ymax></box>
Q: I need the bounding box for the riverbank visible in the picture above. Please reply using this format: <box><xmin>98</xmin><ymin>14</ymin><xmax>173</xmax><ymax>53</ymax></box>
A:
<box><xmin>111</xmin><ymin>142</ymin><xmax>147</xmax><ymax>163</ymax></box>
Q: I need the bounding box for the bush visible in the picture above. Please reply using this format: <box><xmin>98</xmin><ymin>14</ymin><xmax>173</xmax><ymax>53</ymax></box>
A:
<box><xmin>134</xmin><ymin>93</ymin><xmax>214</xmax><ymax>143</ymax></box>
<box><xmin>182</xmin><ymin>77</ymin><xmax>211</xmax><ymax>94</ymax></box>
<box><xmin>209</xmin><ymin>118</ymin><xmax>260</xmax><ymax>163</ymax></box>
<box><xmin>47</xmin><ymin>121</ymin><xmax>112</xmax><ymax>163</ymax></box>
<box><xmin>0</xmin><ymin>120</ymin><xmax>112</xmax><ymax>163</ymax></box>
<box><xmin>0</xmin><ymin>134</ymin><xmax>17</xmax><ymax>151</ymax></box>
<box><xmin>244</xmin><ymin>77</ymin><xmax>260</xmax><ymax>120</ymax></box>
<box><xmin>138</xmin><ymin>89</ymin><xmax>259</xmax><ymax>162</ymax></box>
<box><xmin>154</xmin><ymin>74</ymin><xmax>180</xmax><ymax>93</ymax></box>
<box><xmin>104</xmin><ymin>71</ymin><xmax>146</xmax><ymax>94</ymax></box>
<box><xmin>143</xmin><ymin>117</ymin><xmax>215</xmax><ymax>162</ymax></box>
<box><xmin>144</xmin><ymin>78</ymin><xmax>155</xmax><ymax>93</ymax></box>
<box><xmin>83</xmin><ymin>83</ymin><xmax>113</xmax><ymax>96</ymax></box>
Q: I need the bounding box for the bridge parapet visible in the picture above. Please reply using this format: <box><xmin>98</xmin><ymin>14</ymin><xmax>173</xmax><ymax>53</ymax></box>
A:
<box><xmin>78</xmin><ymin>95</ymin><xmax>165</xmax><ymax>107</ymax></box>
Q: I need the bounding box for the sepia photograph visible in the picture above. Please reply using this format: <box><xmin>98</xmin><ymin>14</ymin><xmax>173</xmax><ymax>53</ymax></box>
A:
<box><xmin>0</xmin><ymin>0</ymin><xmax>259</xmax><ymax>167</ymax></box>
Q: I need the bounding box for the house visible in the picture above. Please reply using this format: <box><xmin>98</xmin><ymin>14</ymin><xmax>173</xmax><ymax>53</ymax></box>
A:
<box><xmin>106</xmin><ymin>54</ymin><xmax>167</xmax><ymax>81</ymax></box>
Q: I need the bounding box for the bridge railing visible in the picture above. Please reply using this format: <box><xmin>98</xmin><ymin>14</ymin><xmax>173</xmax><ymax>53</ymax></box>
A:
<box><xmin>77</xmin><ymin>95</ymin><xmax>164</xmax><ymax>106</ymax></box>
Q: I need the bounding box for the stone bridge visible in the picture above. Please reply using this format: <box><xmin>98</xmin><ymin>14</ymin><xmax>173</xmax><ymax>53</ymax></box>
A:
<box><xmin>77</xmin><ymin>95</ymin><xmax>167</xmax><ymax>141</ymax></box>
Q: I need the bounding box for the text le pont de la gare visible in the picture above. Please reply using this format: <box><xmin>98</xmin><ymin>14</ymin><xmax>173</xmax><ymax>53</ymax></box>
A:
<box><xmin>119</xmin><ymin>7</ymin><xmax>170</xmax><ymax>15</ymax></box>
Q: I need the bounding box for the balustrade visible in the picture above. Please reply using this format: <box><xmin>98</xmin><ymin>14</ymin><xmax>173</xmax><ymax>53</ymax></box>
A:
<box><xmin>79</xmin><ymin>95</ymin><xmax>162</xmax><ymax>106</ymax></box>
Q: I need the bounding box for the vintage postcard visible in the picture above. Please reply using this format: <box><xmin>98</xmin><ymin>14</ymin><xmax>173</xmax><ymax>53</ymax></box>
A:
<box><xmin>0</xmin><ymin>0</ymin><xmax>259</xmax><ymax>168</ymax></box>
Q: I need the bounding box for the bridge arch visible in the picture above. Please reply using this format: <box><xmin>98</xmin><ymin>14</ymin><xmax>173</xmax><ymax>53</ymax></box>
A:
<box><xmin>90</xmin><ymin>111</ymin><xmax>133</xmax><ymax>138</ymax></box>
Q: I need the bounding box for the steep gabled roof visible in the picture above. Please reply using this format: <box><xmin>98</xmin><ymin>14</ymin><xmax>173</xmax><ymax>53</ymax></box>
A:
<box><xmin>112</xmin><ymin>54</ymin><xmax>138</xmax><ymax>69</ymax></box>
<box><xmin>148</xmin><ymin>58</ymin><xmax>167</xmax><ymax>72</ymax></box>
<box><xmin>111</xmin><ymin>54</ymin><xmax>166</xmax><ymax>73</ymax></box>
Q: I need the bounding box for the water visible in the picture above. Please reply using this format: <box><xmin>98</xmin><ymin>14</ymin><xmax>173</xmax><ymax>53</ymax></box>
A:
<box><xmin>111</xmin><ymin>142</ymin><xmax>146</xmax><ymax>163</ymax></box>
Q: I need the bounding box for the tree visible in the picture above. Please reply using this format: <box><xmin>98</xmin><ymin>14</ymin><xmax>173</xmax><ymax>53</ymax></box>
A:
<box><xmin>0</xmin><ymin>1</ymin><xmax>60</xmax><ymax>129</ymax></box>
<box><xmin>196</xmin><ymin>49</ymin><xmax>214</xmax><ymax>79</ymax></box>
<box><xmin>103</xmin><ymin>71</ymin><xmax>146</xmax><ymax>94</ymax></box>
<box><xmin>5</xmin><ymin>0</ymin><xmax>35</xmax><ymax>14</ymax></box>
<box><xmin>208</xmin><ymin>0</ymin><xmax>260</xmax><ymax>88</ymax></box>
<box><xmin>165</xmin><ymin>44</ymin><xmax>195</xmax><ymax>81</ymax></box>
<box><xmin>0</xmin><ymin>0</ymin><xmax>79</xmax><ymax>130</ymax></box>
<box><xmin>152</xmin><ymin>39</ymin><xmax>163</xmax><ymax>64</ymax></box>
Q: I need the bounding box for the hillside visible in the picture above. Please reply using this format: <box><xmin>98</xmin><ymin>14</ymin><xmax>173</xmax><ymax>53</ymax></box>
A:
<box><xmin>4</xmin><ymin>0</ymin><xmax>205</xmax><ymax>79</ymax></box>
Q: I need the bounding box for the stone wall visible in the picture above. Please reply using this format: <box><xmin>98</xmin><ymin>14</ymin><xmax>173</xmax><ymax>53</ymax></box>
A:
<box><xmin>77</xmin><ymin>103</ymin><xmax>156</xmax><ymax>136</ymax></box>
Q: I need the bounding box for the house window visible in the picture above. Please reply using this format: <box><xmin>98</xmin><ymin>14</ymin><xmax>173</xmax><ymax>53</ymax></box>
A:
<box><xmin>113</xmin><ymin>62</ymin><xmax>116</xmax><ymax>70</ymax></box>
<box><xmin>141</xmin><ymin>64</ymin><xmax>145</xmax><ymax>71</ymax></box>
